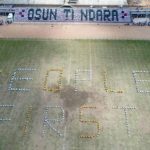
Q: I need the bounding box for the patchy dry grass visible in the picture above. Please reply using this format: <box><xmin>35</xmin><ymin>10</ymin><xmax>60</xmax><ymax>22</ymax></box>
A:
<box><xmin>0</xmin><ymin>39</ymin><xmax>150</xmax><ymax>150</ymax></box>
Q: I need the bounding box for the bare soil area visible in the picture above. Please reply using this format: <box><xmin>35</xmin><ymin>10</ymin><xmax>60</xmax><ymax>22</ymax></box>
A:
<box><xmin>0</xmin><ymin>24</ymin><xmax>150</xmax><ymax>40</ymax></box>
<box><xmin>128</xmin><ymin>0</ymin><xmax>150</xmax><ymax>6</ymax></box>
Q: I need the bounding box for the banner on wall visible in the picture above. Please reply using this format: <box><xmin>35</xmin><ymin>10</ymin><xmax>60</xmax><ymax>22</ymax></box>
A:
<box><xmin>15</xmin><ymin>7</ymin><xmax>131</xmax><ymax>23</ymax></box>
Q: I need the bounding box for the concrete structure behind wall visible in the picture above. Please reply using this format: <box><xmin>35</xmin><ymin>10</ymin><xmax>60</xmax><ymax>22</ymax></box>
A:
<box><xmin>0</xmin><ymin>0</ymin><xmax>128</xmax><ymax>6</ymax></box>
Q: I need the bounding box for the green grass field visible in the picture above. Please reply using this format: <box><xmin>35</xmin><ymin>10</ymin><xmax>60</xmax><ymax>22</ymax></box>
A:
<box><xmin>0</xmin><ymin>39</ymin><xmax>150</xmax><ymax>150</ymax></box>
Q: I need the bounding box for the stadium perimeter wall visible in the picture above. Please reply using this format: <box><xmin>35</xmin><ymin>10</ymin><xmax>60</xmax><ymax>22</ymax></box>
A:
<box><xmin>0</xmin><ymin>5</ymin><xmax>150</xmax><ymax>25</ymax></box>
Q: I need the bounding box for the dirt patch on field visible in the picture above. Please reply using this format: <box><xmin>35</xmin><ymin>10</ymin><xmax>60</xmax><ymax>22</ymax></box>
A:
<box><xmin>0</xmin><ymin>24</ymin><xmax>150</xmax><ymax>40</ymax></box>
<box><xmin>139</xmin><ymin>112</ymin><xmax>150</xmax><ymax>134</ymax></box>
<box><xmin>60</xmin><ymin>86</ymin><xmax>88</xmax><ymax>111</ymax></box>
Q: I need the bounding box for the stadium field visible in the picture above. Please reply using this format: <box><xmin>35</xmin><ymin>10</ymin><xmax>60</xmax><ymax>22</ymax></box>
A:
<box><xmin>0</xmin><ymin>39</ymin><xmax>150</xmax><ymax>150</ymax></box>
